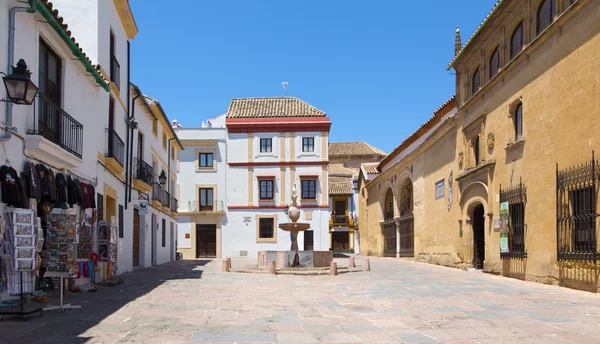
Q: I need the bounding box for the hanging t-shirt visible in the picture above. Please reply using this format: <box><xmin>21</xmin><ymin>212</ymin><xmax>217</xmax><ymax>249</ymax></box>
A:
<box><xmin>36</xmin><ymin>164</ymin><xmax>51</xmax><ymax>198</ymax></box>
<box><xmin>74</xmin><ymin>178</ymin><xmax>85</xmax><ymax>207</ymax></box>
<box><xmin>88</xmin><ymin>184</ymin><xmax>96</xmax><ymax>209</ymax></box>
<box><xmin>67</xmin><ymin>176</ymin><xmax>77</xmax><ymax>206</ymax></box>
<box><xmin>81</xmin><ymin>182</ymin><xmax>92</xmax><ymax>209</ymax></box>
<box><xmin>55</xmin><ymin>173</ymin><xmax>68</xmax><ymax>203</ymax></box>
<box><xmin>0</xmin><ymin>165</ymin><xmax>20</xmax><ymax>207</ymax></box>
<box><xmin>47</xmin><ymin>169</ymin><xmax>57</xmax><ymax>202</ymax></box>
<box><xmin>23</xmin><ymin>161</ymin><xmax>41</xmax><ymax>199</ymax></box>
<box><xmin>17</xmin><ymin>173</ymin><xmax>29</xmax><ymax>208</ymax></box>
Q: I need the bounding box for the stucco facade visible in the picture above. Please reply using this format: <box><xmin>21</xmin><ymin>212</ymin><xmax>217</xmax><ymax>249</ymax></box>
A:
<box><xmin>359</xmin><ymin>0</ymin><xmax>600</xmax><ymax>293</ymax></box>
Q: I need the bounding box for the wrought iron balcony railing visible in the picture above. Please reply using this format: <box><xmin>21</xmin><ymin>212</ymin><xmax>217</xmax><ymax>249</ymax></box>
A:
<box><xmin>171</xmin><ymin>198</ymin><xmax>178</xmax><ymax>213</ymax></box>
<box><xmin>187</xmin><ymin>201</ymin><xmax>225</xmax><ymax>213</ymax></box>
<box><xmin>133</xmin><ymin>158</ymin><xmax>153</xmax><ymax>185</ymax></box>
<box><xmin>333</xmin><ymin>215</ymin><xmax>349</xmax><ymax>224</ymax></box>
<box><xmin>152</xmin><ymin>183</ymin><xmax>162</xmax><ymax>203</ymax></box>
<box><xmin>163</xmin><ymin>190</ymin><xmax>171</xmax><ymax>209</ymax></box>
<box><xmin>28</xmin><ymin>94</ymin><xmax>84</xmax><ymax>158</ymax></box>
<box><xmin>106</xmin><ymin>128</ymin><xmax>125</xmax><ymax>167</ymax></box>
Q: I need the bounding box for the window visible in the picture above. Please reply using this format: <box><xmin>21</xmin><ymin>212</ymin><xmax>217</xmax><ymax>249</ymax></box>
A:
<box><xmin>301</xmin><ymin>179</ymin><xmax>317</xmax><ymax>199</ymax></box>
<box><xmin>472</xmin><ymin>68</ymin><xmax>480</xmax><ymax>96</ymax></box>
<box><xmin>260</xmin><ymin>138</ymin><xmax>272</xmax><ymax>153</ymax></box>
<box><xmin>258</xmin><ymin>218</ymin><xmax>275</xmax><ymax>239</ymax></box>
<box><xmin>510</xmin><ymin>21</ymin><xmax>524</xmax><ymax>60</ymax></box>
<box><xmin>259</xmin><ymin>179</ymin><xmax>274</xmax><ymax>200</ymax></box>
<box><xmin>489</xmin><ymin>47</ymin><xmax>500</xmax><ymax>79</ymax></box>
<box><xmin>572</xmin><ymin>188</ymin><xmax>594</xmax><ymax>251</ymax></box>
<box><xmin>109</xmin><ymin>30</ymin><xmax>120</xmax><ymax>90</ymax></box>
<box><xmin>384</xmin><ymin>189</ymin><xmax>394</xmax><ymax>221</ymax></box>
<box><xmin>500</xmin><ymin>181</ymin><xmax>527</xmax><ymax>258</ymax></box>
<box><xmin>152</xmin><ymin>120</ymin><xmax>158</xmax><ymax>136</ymax></box>
<box><xmin>537</xmin><ymin>0</ymin><xmax>556</xmax><ymax>36</ymax></box>
<box><xmin>161</xmin><ymin>219</ymin><xmax>166</xmax><ymax>247</ymax></box>
<box><xmin>162</xmin><ymin>133</ymin><xmax>167</xmax><ymax>150</ymax></box>
<box><xmin>474</xmin><ymin>136</ymin><xmax>481</xmax><ymax>166</ymax></box>
<box><xmin>137</xmin><ymin>132</ymin><xmax>144</xmax><ymax>161</ymax></box>
<box><xmin>302</xmin><ymin>137</ymin><xmax>315</xmax><ymax>152</ymax></box>
<box><xmin>514</xmin><ymin>103</ymin><xmax>523</xmax><ymax>141</ymax></box>
<box><xmin>199</xmin><ymin>188</ymin><xmax>213</xmax><ymax>211</ymax></box>
<box><xmin>39</xmin><ymin>40</ymin><xmax>61</xmax><ymax>106</ymax></box>
<box><xmin>171</xmin><ymin>146</ymin><xmax>175</xmax><ymax>161</ymax></box>
<box><xmin>199</xmin><ymin>153</ymin><xmax>214</xmax><ymax>167</ymax></box>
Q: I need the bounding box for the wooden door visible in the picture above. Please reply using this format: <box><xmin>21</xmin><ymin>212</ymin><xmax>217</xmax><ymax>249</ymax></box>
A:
<box><xmin>399</xmin><ymin>218</ymin><xmax>414</xmax><ymax>257</ymax></box>
<box><xmin>133</xmin><ymin>209</ymin><xmax>140</xmax><ymax>266</ymax></box>
<box><xmin>196</xmin><ymin>225</ymin><xmax>216</xmax><ymax>257</ymax></box>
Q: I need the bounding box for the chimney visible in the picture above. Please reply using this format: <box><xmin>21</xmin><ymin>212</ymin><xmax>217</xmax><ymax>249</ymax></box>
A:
<box><xmin>454</xmin><ymin>26</ymin><xmax>462</xmax><ymax>57</ymax></box>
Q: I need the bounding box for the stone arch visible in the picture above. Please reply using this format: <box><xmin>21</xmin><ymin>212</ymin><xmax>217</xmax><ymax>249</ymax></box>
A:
<box><xmin>397</xmin><ymin>177</ymin><xmax>414</xmax><ymax>218</ymax></box>
<box><xmin>383</xmin><ymin>188</ymin><xmax>395</xmax><ymax>221</ymax></box>
<box><xmin>460</xmin><ymin>181</ymin><xmax>489</xmax><ymax>219</ymax></box>
<box><xmin>459</xmin><ymin>181</ymin><xmax>489</xmax><ymax>269</ymax></box>
<box><xmin>378</xmin><ymin>179</ymin><xmax>396</xmax><ymax>221</ymax></box>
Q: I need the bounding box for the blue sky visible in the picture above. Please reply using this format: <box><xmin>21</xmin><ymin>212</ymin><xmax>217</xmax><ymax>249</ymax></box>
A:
<box><xmin>129</xmin><ymin>1</ymin><xmax>497</xmax><ymax>154</ymax></box>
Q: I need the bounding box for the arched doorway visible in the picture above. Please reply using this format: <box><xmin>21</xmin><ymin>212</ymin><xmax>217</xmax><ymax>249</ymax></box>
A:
<box><xmin>398</xmin><ymin>179</ymin><xmax>414</xmax><ymax>257</ymax></box>
<box><xmin>472</xmin><ymin>204</ymin><xmax>485</xmax><ymax>269</ymax></box>
<box><xmin>382</xmin><ymin>188</ymin><xmax>396</xmax><ymax>257</ymax></box>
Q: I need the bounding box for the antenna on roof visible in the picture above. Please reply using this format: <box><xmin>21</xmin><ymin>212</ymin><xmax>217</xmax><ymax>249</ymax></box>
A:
<box><xmin>282</xmin><ymin>81</ymin><xmax>288</xmax><ymax>96</ymax></box>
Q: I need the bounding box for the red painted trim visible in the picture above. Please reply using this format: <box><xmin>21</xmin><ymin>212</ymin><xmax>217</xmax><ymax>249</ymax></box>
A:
<box><xmin>226</xmin><ymin>117</ymin><xmax>332</xmax><ymax>133</ymax></box>
<box><xmin>256</xmin><ymin>175</ymin><xmax>276</xmax><ymax>179</ymax></box>
<box><xmin>299</xmin><ymin>175</ymin><xmax>320</xmax><ymax>179</ymax></box>
<box><xmin>228</xmin><ymin>205</ymin><xmax>330</xmax><ymax>210</ymax></box>
<box><xmin>229</xmin><ymin>161</ymin><xmax>328</xmax><ymax>167</ymax></box>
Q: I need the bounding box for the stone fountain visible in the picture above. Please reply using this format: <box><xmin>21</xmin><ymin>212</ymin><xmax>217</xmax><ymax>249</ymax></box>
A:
<box><xmin>257</xmin><ymin>183</ymin><xmax>333</xmax><ymax>269</ymax></box>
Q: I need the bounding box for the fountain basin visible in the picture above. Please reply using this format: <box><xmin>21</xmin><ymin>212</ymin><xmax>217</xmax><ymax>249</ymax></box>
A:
<box><xmin>278</xmin><ymin>222</ymin><xmax>311</xmax><ymax>231</ymax></box>
<box><xmin>258</xmin><ymin>250</ymin><xmax>333</xmax><ymax>268</ymax></box>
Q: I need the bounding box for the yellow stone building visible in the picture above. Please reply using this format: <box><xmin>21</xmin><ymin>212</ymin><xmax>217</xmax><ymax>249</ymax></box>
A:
<box><xmin>359</xmin><ymin>0</ymin><xmax>600</xmax><ymax>292</ymax></box>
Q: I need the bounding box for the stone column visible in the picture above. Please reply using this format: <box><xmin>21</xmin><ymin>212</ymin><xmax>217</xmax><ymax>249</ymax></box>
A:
<box><xmin>268</xmin><ymin>260</ymin><xmax>277</xmax><ymax>275</ymax></box>
<box><xmin>394</xmin><ymin>216</ymin><xmax>401</xmax><ymax>258</ymax></box>
<box><xmin>330</xmin><ymin>261</ymin><xmax>338</xmax><ymax>276</ymax></box>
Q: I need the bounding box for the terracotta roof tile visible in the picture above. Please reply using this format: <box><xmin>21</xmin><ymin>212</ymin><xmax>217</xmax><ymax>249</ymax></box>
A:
<box><xmin>329</xmin><ymin>142</ymin><xmax>386</xmax><ymax>157</ymax></box>
<box><xmin>329</xmin><ymin>177</ymin><xmax>354</xmax><ymax>195</ymax></box>
<box><xmin>362</xmin><ymin>163</ymin><xmax>379</xmax><ymax>175</ymax></box>
<box><xmin>226</xmin><ymin>97</ymin><xmax>325</xmax><ymax>118</ymax></box>
<box><xmin>329</xmin><ymin>164</ymin><xmax>358</xmax><ymax>176</ymax></box>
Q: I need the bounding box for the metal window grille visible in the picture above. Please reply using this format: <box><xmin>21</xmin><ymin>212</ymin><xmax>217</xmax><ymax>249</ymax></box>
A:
<box><xmin>537</xmin><ymin>0</ymin><xmax>556</xmax><ymax>36</ymax></box>
<box><xmin>510</xmin><ymin>22</ymin><xmax>524</xmax><ymax>60</ymax></box>
<box><xmin>556</xmin><ymin>151</ymin><xmax>599</xmax><ymax>261</ymax></box>
<box><xmin>260</xmin><ymin>138</ymin><xmax>272</xmax><ymax>153</ymax></box>
<box><xmin>489</xmin><ymin>47</ymin><xmax>500</xmax><ymax>79</ymax></box>
<box><xmin>259</xmin><ymin>180</ymin><xmax>274</xmax><ymax>200</ymax></box>
<box><xmin>500</xmin><ymin>179</ymin><xmax>527</xmax><ymax>259</ymax></box>
<box><xmin>259</xmin><ymin>218</ymin><xmax>274</xmax><ymax>238</ymax></box>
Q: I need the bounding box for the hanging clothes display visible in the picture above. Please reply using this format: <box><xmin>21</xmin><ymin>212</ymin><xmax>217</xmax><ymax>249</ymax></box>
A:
<box><xmin>0</xmin><ymin>165</ymin><xmax>21</xmax><ymax>207</ymax></box>
<box><xmin>55</xmin><ymin>173</ymin><xmax>68</xmax><ymax>203</ymax></box>
<box><xmin>36</xmin><ymin>164</ymin><xmax>51</xmax><ymax>199</ymax></box>
<box><xmin>47</xmin><ymin>169</ymin><xmax>57</xmax><ymax>202</ymax></box>
<box><xmin>23</xmin><ymin>161</ymin><xmax>41</xmax><ymax>199</ymax></box>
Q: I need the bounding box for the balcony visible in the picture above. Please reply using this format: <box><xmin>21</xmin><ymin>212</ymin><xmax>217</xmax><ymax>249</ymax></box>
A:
<box><xmin>111</xmin><ymin>56</ymin><xmax>120</xmax><ymax>91</ymax></box>
<box><xmin>105</xmin><ymin>128</ymin><xmax>125</xmax><ymax>175</ymax></box>
<box><xmin>132</xmin><ymin>158</ymin><xmax>153</xmax><ymax>193</ymax></box>
<box><xmin>171</xmin><ymin>197</ymin><xmax>178</xmax><ymax>214</ymax></box>
<box><xmin>152</xmin><ymin>183</ymin><xmax>162</xmax><ymax>208</ymax></box>
<box><xmin>330</xmin><ymin>214</ymin><xmax>355</xmax><ymax>227</ymax></box>
<box><xmin>187</xmin><ymin>201</ymin><xmax>225</xmax><ymax>214</ymax></box>
<box><xmin>162</xmin><ymin>190</ymin><xmax>171</xmax><ymax>213</ymax></box>
<box><xmin>26</xmin><ymin>94</ymin><xmax>83</xmax><ymax>168</ymax></box>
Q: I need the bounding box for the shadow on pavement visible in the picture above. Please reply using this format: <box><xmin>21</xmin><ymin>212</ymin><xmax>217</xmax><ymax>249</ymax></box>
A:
<box><xmin>0</xmin><ymin>259</ymin><xmax>211</xmax><ymax>344</ymax></box>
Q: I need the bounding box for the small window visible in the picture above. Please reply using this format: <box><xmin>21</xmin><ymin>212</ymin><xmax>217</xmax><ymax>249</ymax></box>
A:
<box><xmin>152</xmin><ymin>120</ymin><xmax>158</xmax><ymax>136</ymax></box>
<box><xmin>514</xmin><ymin>103</ymin><xmax>523</xmax><ymax>141</ymax></box>
<box><xmin>199</xmin><ymin>188</ymin><xmax>213</xmax><ymax>211</ymax></box>
<box><xmin>162</xmin><ymin>133</ymin><xmax>167</xmax><ymax>150</ymax></box>
<box><xmin>171</xmin><ymin>146</ymin><xmax>175</xmax><ymax>161</ymax></box>
<box><xmin>537</xmin><ymin>0</ymin><xmax>556</xmax><ymax>36</ymax></box>
<box><xmin>302</xmin><ymin>137</ymin><xmax>315</xmax><ymax>152</ymax></box>
<box><xmin>489</xmin><ymin>47</ymin><xmax>500</xmax><ymax>79</ymax></box>
<box><xmin>260</xmin><ymin>138</ymin><xmax>272</xmax><ymax>153</ymax></box>
<box><xmin>474</xmin><ymin>135</ymin><xmax>481</xmax><ymax>166</ymax></box>
<box><xmin>301</xmin><ymin>179</ymin><xmax>317</xmax><ymax>199</ymax></box>
<box><xmin>510</xmin><ymin>21</ymin><xmax>524</xmax><ymax>60</ymax></box>
<box><xmin>199</xmin><ymin>153</ymin><xmax>213</xmax><ymax>167</ymax></box>
<box><xmin>259</xmin><ymin>179</ymin><xmax>274</xmax><ymax>200</ymax></box>
<box><xmin>258</xmin><ymin>218</ymin><xmax>275</xmax><ymax>239</ymax></box>
<box><xmin>161</xmin><ymin>219</ymin><xmax>166</xmax><ymax>247</ymax></box>
<box><xmin>472</xmin><ymin>68</ymin><xmax>480</xmax><ymax>96</ymax></box>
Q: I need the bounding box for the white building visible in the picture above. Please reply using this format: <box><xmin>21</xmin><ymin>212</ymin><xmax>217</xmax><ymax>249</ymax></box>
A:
<box><xmin>176</xmin><ymin>98</ymin><xmax>332</xmax><ymax>259</ymax></box>
<box><xmin>175</xmin><ymin>117</ymin><xmax>227</xmax><ymax>259</ymax></box>
<box><xmin>0</xmin><ymin>0</ymin><xmax>179</xmax><ymax>295</ymax></box>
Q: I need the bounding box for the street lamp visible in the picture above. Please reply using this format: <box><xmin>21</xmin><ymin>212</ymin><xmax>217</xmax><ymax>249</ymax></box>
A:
<box><xmin>158</xmin><ymin>170</ymin><xmax>167</xmax><ymax>186</ymax></box>
<box><xmin>1</xmin><ymin>59</ymin><xmax>38</xmax><ymax>105</ymax></box>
